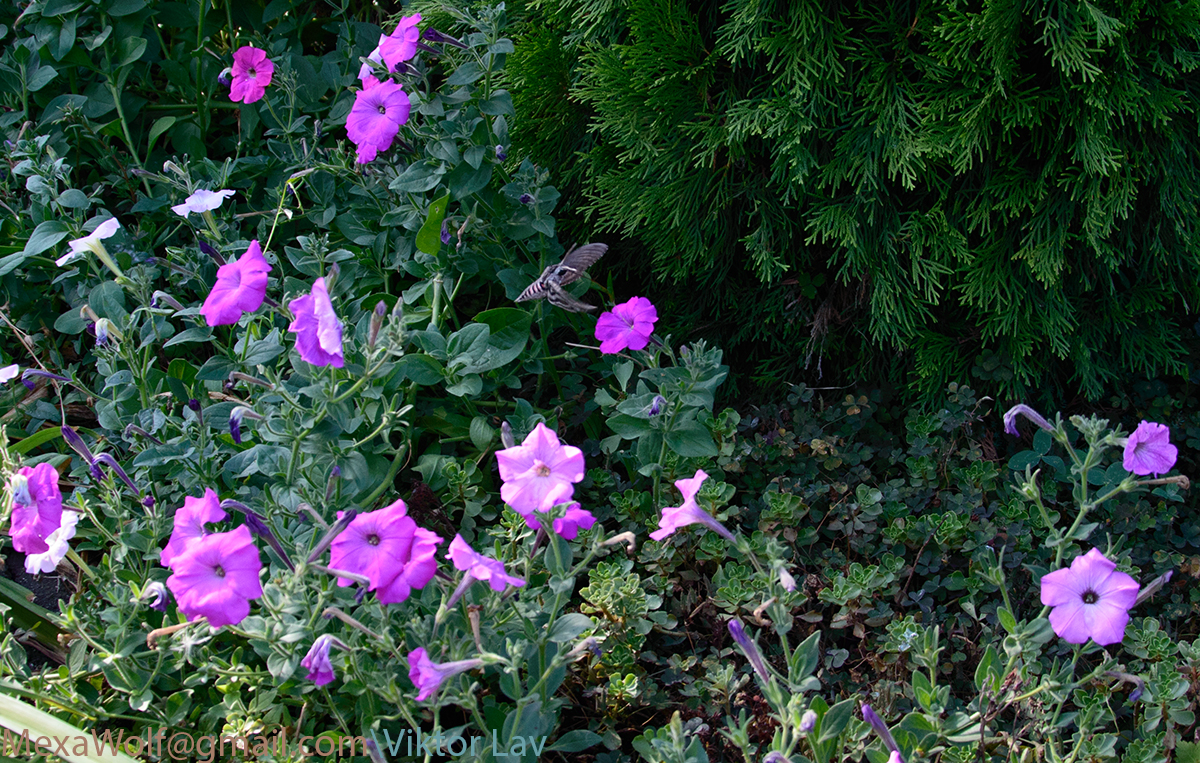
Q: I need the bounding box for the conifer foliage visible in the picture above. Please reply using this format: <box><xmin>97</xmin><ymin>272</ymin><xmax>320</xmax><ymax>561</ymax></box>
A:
<box><xmin>507</xmin><ymin>0</ymin><xmax>1200</xmax><ymax>400</ymax></box>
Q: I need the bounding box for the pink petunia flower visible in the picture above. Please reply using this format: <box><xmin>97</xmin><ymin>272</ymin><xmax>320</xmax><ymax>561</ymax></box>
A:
<box><xmin>1040</xmin><ymin>548</ymin><xmax>1140</xmax><ymax>645</ymax></box>
<box><xmin>200</xmin><ymin>240</ymin><xmax>272</xmax><ymax>326</ymax></box>
<box><xmin>8</xmin><ymin>463</ymin><xmax>64</xmax><ymax>555</ymax></box>
<box><xmin>166</xmin><ymin>525</ymin><xmax>263</xmax><ymax>628</ymax></box>
<box><xmin>1124</xmin><ymin>421</ymin><xmax>1177</xmax><ymax>476</ymax></box>
<box><xmin>447</xmin><ymin>535</ymin><xmax>525</xmax><ymax>592</ymax></box>
<box><xmin>287</xmin><ymin>277</ymin><xmax>344</xmax><ymax>368</ymax></box>
<box><xmin>160</xmin><ymin>488</ymin><xmax>228</xmax><ymax>569</ymax></box>
<box><xmin>328</xmin><ymin>499</ymin><xmax>442</xmax><ymax>605</ymax></box>
<box><xmin>230</xmin><ymin>46</ymin><xmax>275</xmax><ymax>104</ymax></box>
<box><xmin>358</xmin><ymin>14</ymin><xmax>422</xmax><ymax>88</ymax></box>
<box><xmin>407</xmin><ymin>646</ymin><xmax>484</xmax><ymax>701</ymax></box>
<box><xmin>346</xmin><ymin>81</ymin><xmax>411</xmax><ymax>163</ymax></box>
<box><xmin>495</xmin><ymin>422</ymin><xmax>585</xmax><ymax>515</ymax></box>
<box><xmin>513</xmin><ymin>501</ymin><xmax>597</xmax><ymax>540</ymax></box>
<box><xmin>649</xmin><ymin>469</ymin><xmax>734</xmax><ymax>542</ymax></box>
<box><xmin>594</xmin><ymin>296</ymin><xmax>658</xmax><ymax>354</ymax></box>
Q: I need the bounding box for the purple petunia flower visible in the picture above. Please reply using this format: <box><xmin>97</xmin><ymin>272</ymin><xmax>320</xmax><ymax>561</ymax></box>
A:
<box><xmin>230</xmin><ymin>46</ymin><xmax>274</xmax><ymax>104</ymax></box>
<box><xmin>1002</xmin><ymin>403</ymin><xmax>1054</xmax><ymax>437</ymax></box>
<box><xmin>649</xmin><ymin>469</ymin><xmax>734</xmax><ymax>542</ymax></box>
<box><xmin>139</xmin><ymin>581</ymin><xmax>168</xmax><ymax>612</ymax></box>
<box><xmin>160</xmin><ymin>489</ymin><xmax>228</xmax><ymax>569</ymax></box>
<box><xmin>302</xmin><ymin>634</ymin><xmax>347</xmax><ymax>687</ymax></box>
<box><xmin>327</xmin><ymin>499</ymin><xmax>442</xmax><ymax>605</ymax></box>
<box><xmin>346</xmin><ymin>81</ymin><xmax>411</xmax><ymax>163</ymax></box>
<box><xmin>407</xmin><ymin>647</ymin><xmax>484</xmax><ymax>701</ymax></box>
<box><xmin>1123</xmin><ymin>421</ymin><xmax>1177</xmax><ymax>476</ymax></box>
<box><xmin>166</xmin><ymin>525</ymin><xmax>263</xmax><ymax>628</ymax></box>
<box><xmin>495</xmin><ymin>422</ymin><xmax>585</xmax><ymax>516</ymax></box>
<box><xmin>8</xmin><ymin>463</ymin><xmax>63</xmax><ymax>555</ymax></box>
<box><xmin>200</xmin><ymin>240</ymin><xmax>272</xmax><ymax>326</ymax></box>
<box><xmin>552</xmin><ymin>503</ymin><xmax>597</xmax><ymax>540</ymax></box>
<box><xmin>378</xmin><ymin>14</ymin><xmax>422</xmax><ymax>69</ymax></box>
<box><xmin>447</xmin><ymin>535</ymin><xmax>525</xmax><ymax>592</ymax></box>
<box><xmin>728</xmin><ymin>619</ymin><xmax>771</xmax><ymax>683</ymax></box>
<box><xmin>799</xmin><ymin>710</ymin><xmax>817</xmax><ymax>733</ymax></box>
<box><xmin>862</xmin><ymin>704</ymin><xmax>902</xmax><ymax>756</ymax></box>
<box><xmin>287</xmin><ymin>277</ymin><xmax>344</xmax><ymax>368</ymax></box>
<box><xmin>172</xmin><ymin>189</ymin><xmax>235</xmax><ymax>218</ymax></box>
<box><xmin>594</xmin><ymin>296</ymin><xmax>658</xmax><ymax>354</ymax></box>
<box><xmin>1040</xmin><ymin>548</ymin><xmax>1140</xmax><ymax>645</ymax></box>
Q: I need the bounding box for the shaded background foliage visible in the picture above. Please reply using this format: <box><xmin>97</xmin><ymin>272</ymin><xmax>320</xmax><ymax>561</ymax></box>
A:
<box><xmin>504</xmin><ymin>0</ymin><xmax>1200</xmax><ymax>404</ymax></box>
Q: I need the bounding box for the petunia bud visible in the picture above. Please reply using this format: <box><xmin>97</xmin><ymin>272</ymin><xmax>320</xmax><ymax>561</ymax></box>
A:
<box><xmin>217</xmin><ymin>68</ymin><xmax>233</xmax><ymax>87</ymax></box>
<box><xmin>197</xmin><ymin>239</ymin><xmax>227</xmax><ymax>266</ymax></box>
<box><xmin>368</xmin><ymin>300</ymin><xmax>387</xmax><ymax>349</ymax></box>
<box><xmin>423</xmin><ymin>27</ymin><xmax>469</xmax><ymax>49</ymax></box>
<box><xmin>648</xmin><ymin>395</ymin><xmax>665</xmax><ymax>417</ymax></box>
<box><xmin>779</xmin><ymin>567</ymin><xmax>797</xmax><ymax>592</ymax></box>
<box><xmin>136</xmin><ymin>581</ymin><xmax>169</xmax><ymax>612</ymax></box>
<box><xmin>1002</xmin><ymin>404</ymin><xmax>1054</xmax><ymax>437</ymax></box>
<box><xmin>500</xmin><ymin>421</ymin><xmax>515</xmax><ymax>449</ymax></box>
<box><xmin>92</xmin><ymin>453</ymin><xmax>140</xmax><ymax>496</ymax></box>
<box><xmin>325</xmin><ymin>465</ymin><xmax>341</xmax><ymax>503</ymax></box>
<box><xmin>728</xmin><ymin>619</ymin><xmax>771</xmax><ymax>684</ymax></box>
<box><xmin>225</xmin><ymin>501</ymin><xmax>295</xmax><ymax>572</ymax></box>
<box><xmin>799</xmin><ymin>709</ymin><xmax>817</xmax><ymax>733</ymax></box>
<box><xmin>61</xmin><ymin>425</ymin><xmax>97</xmax><ymax>466</ymax></box>
<box><xmin>861</xmin><ymin>704</ymin><xmax>901</xmax><ymax>755</ymax></box>
<box><xmin>307</xmin><ymin>509</ymin><xmax>357</xmax><ymax>564</ymax></box>
<box><xmin>22</xmin><ymin>369</ymin><xmax>70</xmax><ymax>383</ymax></box>
<box><xmin>151</xmin><ymin>291</ymin><xmax>184</xmax><ymax>312</ymax></box>
<box><xmin>495</xmin><ymin>145</ymin><xmax>507</xmax><ymax>161</ymax></box>
<box><xmin>518</xmin><ymin>193</ymin><xmax>533</xmax><ymax>205</ymax></box>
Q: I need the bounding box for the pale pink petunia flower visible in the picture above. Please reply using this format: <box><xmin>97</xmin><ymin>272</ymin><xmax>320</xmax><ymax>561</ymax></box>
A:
<box><xmin>358</xmin><ymin>14</ymin><xmax>422</xmax><ymax>88</ymax></box>
<box><xmin>649</xmin><ymin>469</ymin><xmax>734</xmax><ymax>542</ymax></box>
<box><xmin>1040</xmin><ymin>548</ymin><xmax>1140</xmax><ymax>645</ymax></box>
<box><xmin>200</xmin><ymin>240</ymin><xmax>272</xmax><ymax>326</ymax></box>
<box><xmin>495</xmin><ymin>422</ymin><xmax>585</xmax><ymax>515</ymax></box>
<box><xmin>594</xmin><ymin>296</ymin><xmax>658</xmax><ymax>354</ymax></box>
<box><xmin>1123</xmin><ymin>421</ymin><xmax>1177</xmax><ymax>476</ymax></box>
<box><xmin>287</xmin><ymin>277</ymin><xmax>344</xmax><ymax>368</ymax></box>
<box><xmin>172</xmin><ymin>189</ymin><xmax>235</xmax><ymax>217</ymax></box>
<box><xmin>447</xmin><ymin>535</ymin><xmax>525</xmax><ymax>592</ymax></box>
<box><xmin>230</xmin><ymin>46</ymin><xmax>275</xmax><ymax>104</ymax></box>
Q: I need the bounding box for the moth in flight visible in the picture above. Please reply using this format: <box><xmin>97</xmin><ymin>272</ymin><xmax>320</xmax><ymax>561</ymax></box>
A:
<box><xmin>515</xmin><ymin>243</ymin><xmax>607</xmax><ymax>313</ymax></box>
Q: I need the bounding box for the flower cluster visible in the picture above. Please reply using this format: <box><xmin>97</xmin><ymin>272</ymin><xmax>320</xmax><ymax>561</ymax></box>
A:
<box><xmin>495</xmin><ymin>422</ymin><xmax>594</xmax><ymax>536</ymax></box>
<box><xmin>327</xmin><ymin>499</ymin><xmax>442</xmax><ymax>605</ymax></box>
<box><xmin>7</xmin><ymin>463</ymin><xmax>65</xmax><ymax>558</ymax></box>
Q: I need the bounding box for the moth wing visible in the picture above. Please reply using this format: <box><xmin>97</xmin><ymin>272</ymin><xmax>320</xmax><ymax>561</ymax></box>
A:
<box><xmin>546</xmin><ymin>281</ymin><xmax>597</xmax><ymax>313</ymax></box>
<box><xmin>557</xmin><ymin>243</ymin><xmax>607</xmax><ymax>286</ymax></box>
<box><xmin>514</xmin><ymin>265</ymin><xmax>556</xmax><ymax>302</ymax></box>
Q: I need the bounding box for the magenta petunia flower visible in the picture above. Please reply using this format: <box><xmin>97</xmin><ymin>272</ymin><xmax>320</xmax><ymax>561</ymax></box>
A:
<box><xmin>594</xmin><ymin>296</ymin><xmax>658</xmax><ymax>354</ymax></box>
<box><xmin>1040</xmin><ymin>548</ymin><xmax>1140</xmax><ymax>645</ymax></box>
<box><xmin>287</xmin><ymin>277</ymin><xmax>344</xmax><ymax>368</ymax></box>
<box><xmin>160</xmin><ymin>488</ymin><xmax>228</xmax><ymax>569</ymax></box>
<box><xmin>358</xmin><ymin>14</ymin><xmax>422</xmax><ymax>88</ymax></box>
<box><xmin>496</xmin><ymin>422</ymin><xmax>585</xmax><ymax>515</ymax></box>
<box><xmin>649</xmin><ymin>469</ymin><xmax>734</xmax><ymax>542</ymax></box>
<box><xmin>1124</xmin><ymin>421</ymin><xmax>1177</xmax><ymax>476</ymax></box>
<box><xmin>166</xmin><ymin>525</ymin><xmax>263</xmax><ymax>628</ymax></box>
<box><xmin>200</xmin><ymin>240</ymin><xmax>272</xmax><ymax>326</ymax></box>
<box><xmin>447</xmin><ymin>535</ymin><xmax>525</xmax><ymax>592</ymax></box>
<box><xmin>230</xmin><ymin>46</ymin><xmax>275</xmax><ymax>104</ymax></box>
<box><xmin>346</xmin><ymin>81</ymin><xmax>411</xmax><ymax>163</ymax></box>
<box><xmin>552</xmin><ymin>503</ymin><xmax>597</xmax><ymax>540</ymax></box>
<box><xmin>301</xmin><ymin>634</ymin><xmax>347</xmax><ymax>687</ymax></box>
<box><xmin>8</xmin><ymin>463</ymin><xmax>64</xmax><ymax>555</ymax></box>
<box><xmin>407</xmin><ymin>647</ymin><xmax>484</xmax><ymax>701</ymax></box>
<box><xmin>328</xmin><ymin>499</ymin><xmax>442</xmax><ymax>605</ymax></box>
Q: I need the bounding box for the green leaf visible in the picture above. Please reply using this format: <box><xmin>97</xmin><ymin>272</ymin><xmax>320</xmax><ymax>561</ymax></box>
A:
<box><xmin>664</xmin><ymin>420</ymin><xmax>718</xmax><ymax>457</ymax></box>
<box><xmin>0</xmin><ymin>691</ymin><xmax>140</xmax><ymax>763</ymax></box>
<box><xmin>8</xmin><ymin>427</ymin><xmax>62</xmax><ymax>456</ymax></box>
<box><xmin>396</xmin><ymin>354</ymin><xmax>444</xmax><ymax>385</ymax></box>
<box><xmin>148</xmin><ymin>116</ymin><xmax>176</xmax><ymax>153</ymax></box>
<box><xmin>997</xmin><ymin>606</ymin><xmax>1018</xmax><ymax>634</ymax></box>
<box><xmin>21</xmin><ymin>220</ymin><xmax>69</xmax><ymax>257</ymax></box>
<box><xmin>89</xmin><ymin>280</ymin><xmax>127</xmax><ymax>320</ymax></box>
<box><xmin>547</xmin><ymin>613</ymin><xmax>594</xmax><ymax>643</ymax></box>
<box><xmin>446</xmin><ymin>61</ymin><xmax>483</xmax><ymax>86</ymax></box>
<box><xmin>467</xmin><ymin>308</ymin><xmax>531</xmax><ymax>372</ymax></box>
<box><xmin>416</xmin><ymin>193</ymin><xmax>450</xmax><ymax>256</ymax></box>
<box><xmin>817</xmin><ymin>698</ymin><xmax>855</xmax><ymax>744</ymax></box>
<box><xmin>469</xmin><ymin>416</ymin><xmax>495</xmax><ymax>451</ymax></box>
<box><xmin>547</xmin><ymin>730</ymin><xmax>602</xmax><ymax>753</ymax></box>
<box><xmin>117</xmin><ymin>37</ymin><xmax>147</xmax><ymax>68</ymax></box>
<box><xmin>389</xmin><ymin>161</ymin><xmax>444</xmax><ymax>193</ymax></box>
<box><xmin>445</xmin><ymin>374</ymin><xmax>483</xmax><ymax>397</ymax></box>
<box><xmin>163</xmin><ymin>327</ymin><xmax>213</xmax><ymax>347</ymax></box>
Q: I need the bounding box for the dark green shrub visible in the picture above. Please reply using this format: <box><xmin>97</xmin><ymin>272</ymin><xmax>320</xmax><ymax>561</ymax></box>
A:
<box><xmin>505</xmin><ymin>0</ymin><xmax>1200</xmax><ymax>402</ymax></box>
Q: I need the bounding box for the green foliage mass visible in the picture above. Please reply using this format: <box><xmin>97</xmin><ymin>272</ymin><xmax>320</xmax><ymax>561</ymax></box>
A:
<box><xmin>506</xmin><ymin>0</ymin><xmax>1200</xmax><ymax>402</ymax></box>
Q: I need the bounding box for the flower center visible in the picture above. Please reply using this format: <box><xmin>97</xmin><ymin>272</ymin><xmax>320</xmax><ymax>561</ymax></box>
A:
<box><xmin>534</xmin><ymin>461</ymin><xmax>551</xmax><ymax>477</ymax></box>
<box><xmin>368</xmin><ymin>533</ymin><xmax>380</xmax><ymax>546</ymax></box>
<box><xmin>1083</xmin><ymin>590</ymin><xmax>1097</xmax><ymax>604</ymax></box>
<box><xmin>378</xmin><ymin>104</ymin><xmax>388</xmax><ymax>115</ymax></box>
<box><xmin>213</xmin><ymin>565</ymin><xmax>226</xmax><ymax>578</ymax></box>
<box><xmin>248</xmin><ymin>68</ymin><xmax>257</xmax><ymax>79</ymax></box>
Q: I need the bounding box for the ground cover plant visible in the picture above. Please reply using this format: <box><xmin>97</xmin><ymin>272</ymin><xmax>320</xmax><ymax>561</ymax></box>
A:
<box><xmin>0</xmin><ymin>2</ymin><xmax>1198</xmax><ymax>763</ymax></box>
